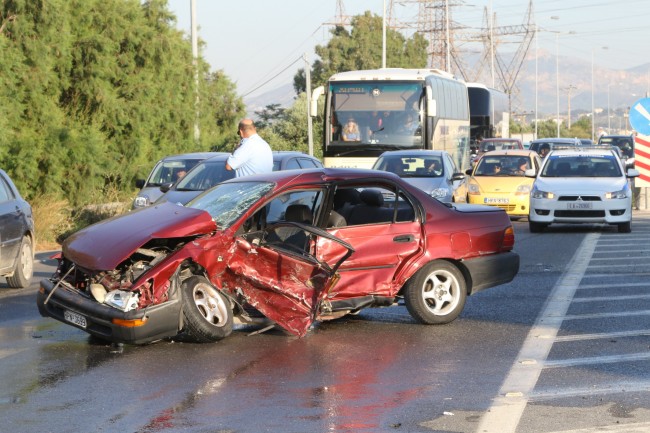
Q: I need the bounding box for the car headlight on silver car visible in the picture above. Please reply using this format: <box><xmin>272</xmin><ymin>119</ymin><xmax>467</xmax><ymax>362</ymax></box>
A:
<box><xmin>605</xmin><ymin>189</ymin><xmax>628</xmax><ymax>199</ymax></box>
<box><xmin>531</xmin><ymin>186</ymin><xmax>554</xmax><ymax>199</ymax></box>
<box><xmin>133</xmin><ymin>195</ymin><xmax>150</xmax><ymax>208</ymax></box>
<box><xmin>430</xmin><ymin>187</ymin><xmax>450</xmax><ymax>199</ymax></box>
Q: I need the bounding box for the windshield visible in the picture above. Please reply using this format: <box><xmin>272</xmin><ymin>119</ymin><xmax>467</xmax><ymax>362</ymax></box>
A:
<box><xmin>374</xmin><ymin>155</ymin><xmax>445</xmax><ymax>178</ymax></box>
<box><xmin>327</xmin><ymin>82</ymin><xmax>424</xmax><ymax>149</ymax></box>
<box><xmin>541</xmin><ymin>155</ymin><xmax>622</xmax><ymax>177</ymax></box>
<box><xmin>474</xmin><ymin>155</ymin><xmax>530</xmax><ymax>176</ymax></box>
<box><xmin>188</xmin><ymin>181</ymin><xmax>274</xmax><ymax>229</ymax></box>
<box><xmin>147</xmin><ymin>158</ymin><xmax>202</xmax><ymax>186</ymax></box>
<box><xmin>176</xmin><ymin>160</ymin><xmax>234</xmax><ymax>191</ymax></box>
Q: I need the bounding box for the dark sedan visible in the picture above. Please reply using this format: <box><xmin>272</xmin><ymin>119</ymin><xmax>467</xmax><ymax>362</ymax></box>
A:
<box><xmin>156</xmin><ymin>151</ymin><xmax>323</xmax><ymax>206</ymax></box>
<box><xmin>38</xmin><ymin>169</ymin><xmax>519</xmax><ymax>344</ymax></box>
<box><xmin>0</xmin><ymin>169</ymin><xmax>35</xmax><ymax>288</ymax></box>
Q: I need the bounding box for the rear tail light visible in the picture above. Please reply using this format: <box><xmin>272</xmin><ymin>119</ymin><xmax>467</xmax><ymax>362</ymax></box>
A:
<box><xmin>502</xmin><ymin>225</ymin><xmax>515</xmax><ymax>251</ymax></box>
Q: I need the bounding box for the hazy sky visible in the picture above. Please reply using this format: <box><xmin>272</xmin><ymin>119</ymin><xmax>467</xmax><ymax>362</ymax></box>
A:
<box><xmin>167</xmin><ymin>0</ymin><xmax>649</xmax><ymax>98</ymax></box>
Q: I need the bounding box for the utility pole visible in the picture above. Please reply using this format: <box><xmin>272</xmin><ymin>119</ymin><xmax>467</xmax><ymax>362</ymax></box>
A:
<box><xmin>304</xmin><ymin>54</ymin><xmax>313</xmax><ymax>156</ymax></box>
<box><xmin>566</xmin><ymin>84</ymin><xmax>577</xmax><ymax>129</ymax></box>
<box><xmin>190</xmin><ymin>0</ymin><xmax>200</xmax><ymax>143</ymax></box>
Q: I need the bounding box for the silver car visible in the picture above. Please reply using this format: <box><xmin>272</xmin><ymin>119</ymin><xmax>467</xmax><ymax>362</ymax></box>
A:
<box><xmin>372</xmin><ymin>150</ymin><xmax>466</xmax><ymax>203</ymax></box>
<box><xmin>132</xmin><ymin>152</ymin><xmax>221</xmax><ymax>209</ymax></box>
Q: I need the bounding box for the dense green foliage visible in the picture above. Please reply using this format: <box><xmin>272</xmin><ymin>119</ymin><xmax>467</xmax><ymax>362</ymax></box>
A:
<box><xmin>0</xmin><ymin>0</ymin><xmax>244</xmax><ymax>206</ymax></box>
<box><xmin>293</xmin><ymin>11</ymin><xmax>428</xmax><ymax>93</ymax></box>
<box><xmin>256</xmin><ymin>93</ymin><xmax>324</xmax><ymax>159</ymax></box>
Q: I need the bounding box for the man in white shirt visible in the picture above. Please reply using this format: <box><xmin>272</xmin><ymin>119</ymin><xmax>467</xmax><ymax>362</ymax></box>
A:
<box><xmin>226</xmin><ymin>119</ymin><xmax>273</xmax><ymax>177</ymax></box>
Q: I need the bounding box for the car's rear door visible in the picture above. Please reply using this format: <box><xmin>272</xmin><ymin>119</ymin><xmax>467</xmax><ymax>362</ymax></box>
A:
<box><xmin>322</xmin><ymin>184</ymin><xmax>423</xmax><ymax>300</ymax></box>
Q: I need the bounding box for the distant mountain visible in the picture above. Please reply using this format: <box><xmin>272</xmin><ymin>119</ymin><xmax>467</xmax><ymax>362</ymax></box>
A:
<box><xmin>243</xmin><ymin>83</ymin><xmax>297</xmax><ymax>119</ymax></box>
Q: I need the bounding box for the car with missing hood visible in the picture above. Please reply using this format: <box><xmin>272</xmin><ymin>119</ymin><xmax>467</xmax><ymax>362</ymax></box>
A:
<box><xmin>37</xmin><ymin>168</ymin><xmax>519</xmax><ymax>345</ymax></box>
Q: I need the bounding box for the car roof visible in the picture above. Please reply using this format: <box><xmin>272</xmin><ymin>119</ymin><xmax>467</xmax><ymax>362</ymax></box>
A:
<box><xmin>479</xmin><ymin>149</ymin><xmax>537</xmax><ymax>157</ymax></box>
<box><xmin>220</xmin><ymin>167</ymin><xmax>401</xmax><ymax>185</ymax></box>
<box><xmin>195</xmin><ymin>151</ymin><xmax>319</xmax><ymax>163</ymax></box>
<box><xmin>530</xmin><ymin>138</ymin><xmax>580</xmax><ymax>144</ymax></box>
<box><xmin>158</xmin><ymin>152</ymin><xmax>223</xmax><ymax>162</ymax></box>
<box><xmin>480</xmin><ymin>138</ymin><xmax>522</xmax><ymax>143</ymax></box>
<box><xmin>377</xmin><ymin>150</ymin><xmax>449</xmax><ymax>157</ymax></box>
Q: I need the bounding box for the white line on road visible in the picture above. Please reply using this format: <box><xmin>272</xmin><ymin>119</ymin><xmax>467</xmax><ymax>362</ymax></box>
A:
<box><xmin>475</xmin><ymin>233</ymin><xmax>600</xmax><ymax>433</ymax></box>
<box><xmin>554</xmin><ymin>329</ymin><xmax>650</xmax><ymax>342</ymax></box>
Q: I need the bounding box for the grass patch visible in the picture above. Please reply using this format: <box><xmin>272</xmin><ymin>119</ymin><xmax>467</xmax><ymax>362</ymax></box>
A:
<box><xmin>32</xmin><ymin>195</ymin><xmax>131</xmax><ymax>252</ymax></box>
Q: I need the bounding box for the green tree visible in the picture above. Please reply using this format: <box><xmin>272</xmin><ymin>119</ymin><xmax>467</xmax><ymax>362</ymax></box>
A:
<box><xmin>254</xmin><ymin>104</ymin><xmax>287</xmax><ymax>129</ymax></box>
<box><xmin>293</xmin><ymin>11</ymin><xmax>428</xmax><ymax>93</ymax></box>
<box><xmin>0</xmin><ymin>0</ymin><xmax>244</xmax><ymax>206</ymax></box>
<box><xmin>257</xmin><ymin>93</ymin><xmax>323</xmax><ymax>159</ymax></box>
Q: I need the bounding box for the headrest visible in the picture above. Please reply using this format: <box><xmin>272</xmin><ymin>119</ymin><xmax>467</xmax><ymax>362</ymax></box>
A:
<box><xmin>333</xmin><ymin>188</ymin><xmax>361</xmax><ymax>208</ymax></box>
<box><xmin>360</xmin><ymin>189</ymin><xmax>384</xmax><ymax>207</ymax></box>
<box><xmin>285</xmin><ymin>204</ymin><xmax>312</xmax><ymax>223</ymax></box>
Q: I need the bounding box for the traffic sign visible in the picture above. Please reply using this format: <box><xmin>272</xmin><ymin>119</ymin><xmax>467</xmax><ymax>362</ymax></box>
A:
<box><xmin>629</xmin><ymin>98</ymin><xmax>650</xmax><ymax>136</ymax></box>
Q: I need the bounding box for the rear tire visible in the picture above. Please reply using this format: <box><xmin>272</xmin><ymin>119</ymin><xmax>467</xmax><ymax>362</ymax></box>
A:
<box><xmin>6</xmin><ymin>236</ymin><xmax>33</xmax><ymax>288</ymax></box>
<box><xmin>618</xmin><ymin>221</ymin><xmax>631</xmax><ymax>233</ymax></box>
<box><xmin>404</xmin><ymin>260</ymin><xmax>467</xmax><ymax>325</ymax></box>
<box><xmin>181</xmin><ymin>276</ymin><xmax>233</xmax><ymax>342</ymax></box>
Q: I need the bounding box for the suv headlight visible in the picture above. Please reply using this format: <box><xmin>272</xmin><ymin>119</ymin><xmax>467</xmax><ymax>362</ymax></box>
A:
<box><xmin>605</xmin><ymin>189</ymin><xmax>628</xmax><ymax>199</ymax></box>
<box><xmin>468</xmin><ymin>183</ymin><xmax>481</xmax><ymax>195</ymax></box>
<box><xmin>133</xmin><ymin>195</ymin><xmax>150</xmax><ymax>208</ymax></box>
<box><xmin>531</xmin><ymin>186</ymin><xmax>554</xmax><ymax>199</ymax></box>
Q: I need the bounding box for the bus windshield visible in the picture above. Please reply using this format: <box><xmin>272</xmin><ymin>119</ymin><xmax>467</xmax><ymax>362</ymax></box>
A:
<box><xmin>328</xmin><ymin>82</ymin><xmax>424</xmax><ymax>149</ymax></box>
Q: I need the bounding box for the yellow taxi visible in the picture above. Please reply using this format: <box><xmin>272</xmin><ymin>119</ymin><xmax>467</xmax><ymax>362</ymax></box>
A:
<box><xmin>464</xmin><ymin>150</ymin><xmax>542</xmax><ymax>218</ymax></box>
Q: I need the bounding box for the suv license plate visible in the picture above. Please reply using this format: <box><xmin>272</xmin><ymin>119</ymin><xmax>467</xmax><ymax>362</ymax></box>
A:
<box><xmin>64</xmin><ymin>310</ymin><xmax>87</xmax><ymax>328</ymax></box>
<box><xmin>567</xmin><ymin>202</ymin><xmax>593</xmax><ymax>210</ymax></box>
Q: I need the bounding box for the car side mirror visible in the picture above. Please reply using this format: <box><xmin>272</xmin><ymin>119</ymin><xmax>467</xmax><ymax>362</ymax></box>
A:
<box><xmin>465</xmin><ymin>168</ymin><xmax>473</xmax><ymax>176</ymax></box>
<box><xmin>524</xmin><ymin>168</ymin><xmax>537</xmax><ymax>178</ymax></box>
<box><xmin>159</xmin><ymin>182</ymin><xmax>174</xmax><ymax>193</ymax></box>
<box><xmin>626</xmin><ymin>168</ymin><xmax>640</xmax><ymax>178</ymax></box>
<box><xmin>452</xmin><ymin>172</ymin><xmax>465</xmax><ymax>181</ymax></box>
<box><xmin>135</xmin><ymin>179</ymin><xmax>145</xmax><ymax>189</ymax></box>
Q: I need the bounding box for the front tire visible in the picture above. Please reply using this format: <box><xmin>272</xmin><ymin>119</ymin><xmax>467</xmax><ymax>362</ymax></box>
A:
<box><xmin>404</xmin><ymin>260</ymin><xmax>467</xmax><ymax>325</ymax></box>
<box><xmin>6</xmin><ymin>236</ymin><xmax>33</xmax><ymax>288</ymax></box>
<box><xmin>181</xmin><ymin>276</ymin><xmax>233</xmax><ymax>343</ymax></box>
<box><xmin>618</xmin><ymin>221</ymin><xmax>631</xmax><ymax>233</ymax></box>
<box><xmin>529</xmin><ymin>221</ymin><xmax>546</xmax><ymax>233</ymax></box>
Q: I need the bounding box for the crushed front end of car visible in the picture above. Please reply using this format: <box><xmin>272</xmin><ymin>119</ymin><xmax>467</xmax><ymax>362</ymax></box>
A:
<box><xmin>37</xmin><ymin>202</ymin><xmax>219</xmax><ymax>345</ymax></box>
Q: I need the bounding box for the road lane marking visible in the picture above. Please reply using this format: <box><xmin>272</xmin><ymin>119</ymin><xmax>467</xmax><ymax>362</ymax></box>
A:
<box><xmin>554</xmin><ymin>329</ymin><xmax>650</xmax><ymax>342</ymax></box>
<box><xmin>475</xmin><ymin>233</ymin><xmax>599</xmax><ymax>433</ymax></box>
<box><xmin>563</xmin><ymin>310</ymin><xmax>650</xmax><ymax>320</ymax></box>
<box><xmin>543</xmin><ymin>352</ymin><xmax>650</xmax><ymax>368</ymax></box>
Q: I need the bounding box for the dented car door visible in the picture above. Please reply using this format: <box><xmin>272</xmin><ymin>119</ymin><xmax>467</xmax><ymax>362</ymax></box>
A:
<box><xmin>223</xmin><ymin>222</ymin><xmax>354</xmax><ymax>337</ymax></box>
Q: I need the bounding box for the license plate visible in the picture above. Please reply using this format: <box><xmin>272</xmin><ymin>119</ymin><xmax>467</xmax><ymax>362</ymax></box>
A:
<box><xmin>64</xmin><ymin>310</ymin><xmax>87</xmax><ymax>328</ymax></box>
<box><xmin>485</xmin><ymin>197</ymin><xmax>509</xmax><ymax>204</ymax></box>
<box><xmin>567</xmin><ymin>202</ymin><xmax>593</xmax><ymax>210</ymax></box>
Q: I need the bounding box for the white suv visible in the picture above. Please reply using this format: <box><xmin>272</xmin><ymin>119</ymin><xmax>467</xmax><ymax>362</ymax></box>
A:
<box><xmin>527</xmin><ymin>148</ymin><xmax>639</xmax><ymax>233</ymax></box>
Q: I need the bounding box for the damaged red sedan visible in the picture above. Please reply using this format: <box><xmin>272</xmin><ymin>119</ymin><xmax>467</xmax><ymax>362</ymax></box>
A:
<box><xmin>37</xmin><ymin>169</ymin><xmax>519</xmax><ymax>344</ymax></box>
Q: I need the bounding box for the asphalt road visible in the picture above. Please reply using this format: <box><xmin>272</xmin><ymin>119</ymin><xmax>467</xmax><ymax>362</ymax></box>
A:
<box><xmin>2</xmin><ymin>214</ymin><xmax>650</xmax><ymax>433</ymax></box>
